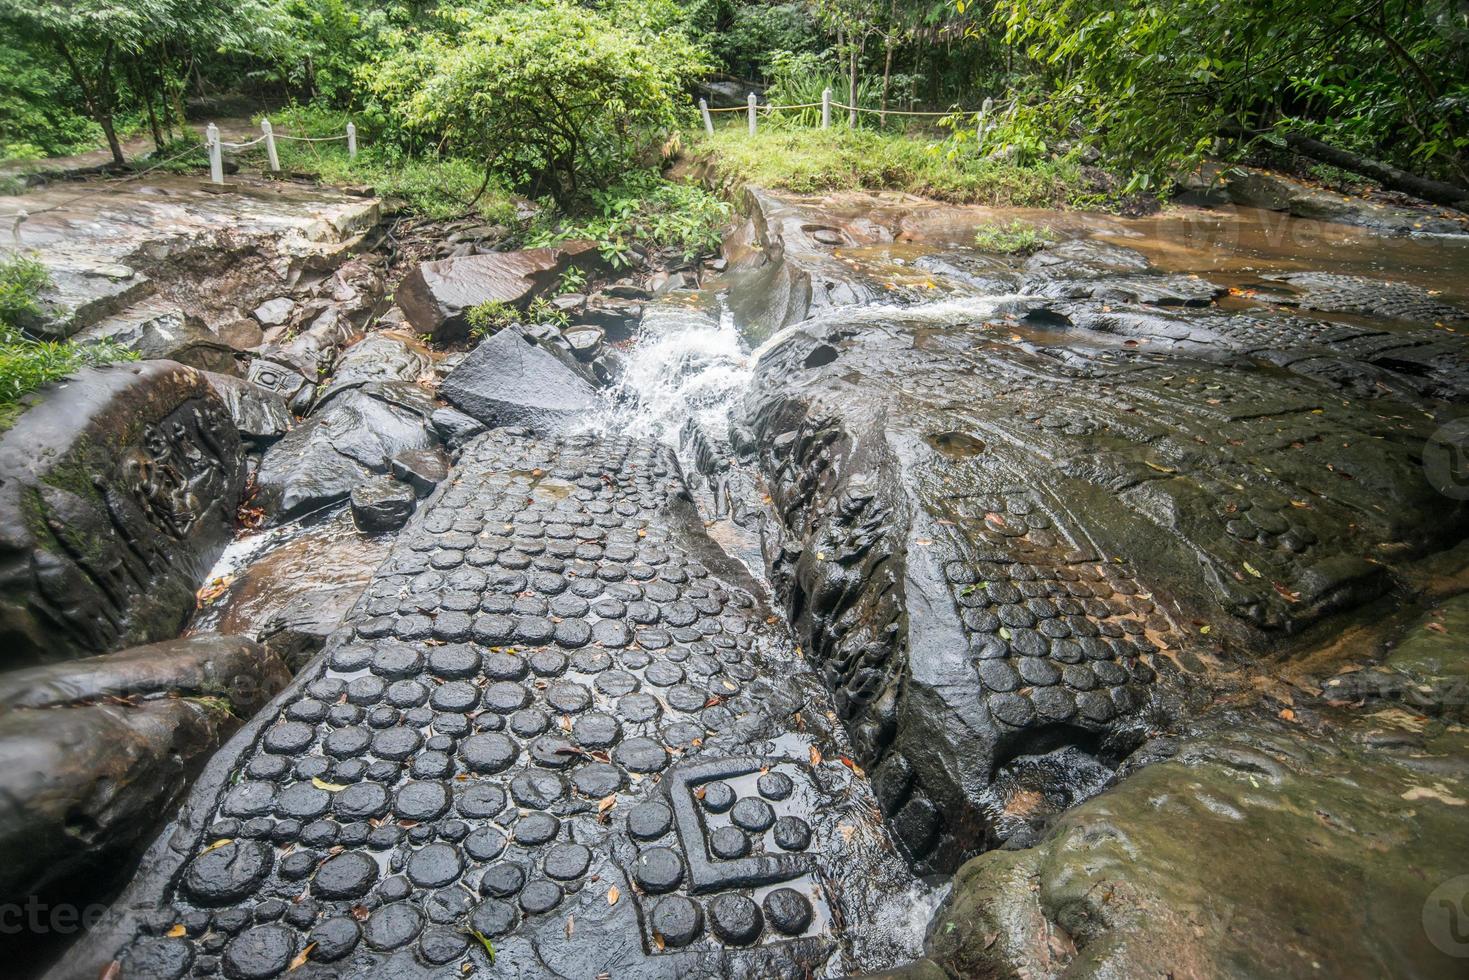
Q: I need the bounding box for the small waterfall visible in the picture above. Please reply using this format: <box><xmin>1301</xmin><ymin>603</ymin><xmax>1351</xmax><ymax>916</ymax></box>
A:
<box><xmin>583</xmin><ymin>292</ymin><xmax>1035</xmax><ymax>458</ymax></box>
<box><xmin>582</xmin><ymin>302</ymin><xmax>755</xmax><ymax>449</ymax></box>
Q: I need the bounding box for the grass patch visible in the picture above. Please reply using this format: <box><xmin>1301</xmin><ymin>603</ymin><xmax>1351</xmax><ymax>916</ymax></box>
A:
<box><xmin>0</xmin><ymin>253</ymin><xmax>137</xmax><ymax>429</ymax></box>
<box><xmin>690</xmin><ymin>126</ymin><xmax>1119</xmax><ymax>209</ymax></box>
<box><xmin>972</xmin><ymin>219</ymin><xmax>1053</xmax><ymax>255</ymax></box>
<box><xmin>466</xmin><ymin>298</ymin><xmax>569</xmax><ymax>341</ymax></box>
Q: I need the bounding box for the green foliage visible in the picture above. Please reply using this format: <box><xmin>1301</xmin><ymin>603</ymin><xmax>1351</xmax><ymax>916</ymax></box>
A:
<box><xmin>682</xmin><ymin>1</ymin><xmax>824</xmax><ymax>78</ymax></box>
<box><xmin>370</xmin><ymin>0</ymin><xmax>709</xmax><ymax>206</ymax></box>
<box><xmin>526</xmin><ymin>171</ymin><xmax>731</xmax><ymax>266</ymax></box>
<box><xmin>972</xmin><ymin>220</ymin><xmax>1051</xmax><ymax>255</ymax></box>
<box><xmin>466</xmin><ymin>301</ymin><xmax>522</xmax><ymax>340</ymax></box>
<box><xmin>466</xmin><ymin>298</ymin><xmax>570</xmax><ymax>341</ymax></box>
<box><xmin>557</xmin><ymin>267</ymin><xmax>589</xmax><ymax>296</ymax></box>
<box><xmin>0</xmin><ymin>254</ymin><xmax>51</xmax><ymax>330</ymax></box>
<box><xmin>0</xmin><ymin>38</ymin><xmax>99</xmax><ymax>160</ymax></box>
<box><xmin>240</xmin><ymin>111</ymin><xmax>516</xmax><ymax>222</ymax></box>
<box><xmin>994</xmin><ymin>0</ymin><xmax>1469</xmax><ymax>187</ymax></box>
<box><xmin>0</xmin><ymin>253</ymin><xmax>136</xmax><ymax>427</ymax></box>
<box><xmin>694</xmin><ymin>127</ymin><xmax>1112</xmax><ymax>208</ymax></box>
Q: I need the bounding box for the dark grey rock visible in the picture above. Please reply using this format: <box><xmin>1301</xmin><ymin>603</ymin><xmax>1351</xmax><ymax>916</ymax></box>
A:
<box><xmin>202</xmin><ymin>372</ymin><xmax>291</xmax><ymax>446</ymax></box>
<box><xmin>390</xmin><ymin>447</ymin><xmax>449</xmax><ymax>496</ymax></box>
<box><xmin>254</xmin><ymin>381</ymin><xmax>437</xmax><ymax>524</ymax></box>
<box><xmin>439</xmin><ymin>326</ymin><xmax>600</xmax><ymax>432</ymax></box>
<box><xmin>0</xmin><ymin>363</ymin><xmax>245</xmax><ymax>665</ymax></box>
<box><xmin>350</xmin><ymin>477</ymin><xmax>416</xmax><ymax>534</ymax></box>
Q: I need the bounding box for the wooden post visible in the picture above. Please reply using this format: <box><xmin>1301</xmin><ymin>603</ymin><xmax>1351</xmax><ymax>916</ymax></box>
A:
<box><xmin>206</xmin><ymin>122</ymin><xmax>223</xmax><ymax>184</ymax></box>
<box><xmin>699</xmin><ymin>99</ymin><xmax>714</xmax><ymax>136</ymax></box>
<box><xmin>976</xmin><ymin>97</ymin><xmax>993</xmax><ymax>154</ymax></box>
<box><xmin>822</xmin><ymin>88</ymin><xmax>832</xmax><ymax>130</ymax></box>
<box><xmin>747</xmin><ymin>93</ymin><xmax>757</xmax><ymax>136</ymax></box>
<box><xmin>346</xmin><ymin>122</ymin><xmax>357</xmax><ymax>158</ymax></box>
<box><xmin>262</xmin><ymin>118</ymin><xmax>280</xmax><ymax>172</ymax></box>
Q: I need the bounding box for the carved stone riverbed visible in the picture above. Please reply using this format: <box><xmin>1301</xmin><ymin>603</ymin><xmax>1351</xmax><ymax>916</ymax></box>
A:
<box><xmin>17</xmin><ymin>182</ymin><xmax>1469</xmax><ymax>980</ymax></box>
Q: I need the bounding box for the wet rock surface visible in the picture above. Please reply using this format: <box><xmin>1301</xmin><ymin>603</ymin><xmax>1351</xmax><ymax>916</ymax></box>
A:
<box><xmin>0</xmin><ymin>635</ymin><xmax>288</xmax><ymax>960</ymax></box>
<box><xmin>0</xmin><ymin>362</ymin><xmax>245</xmax><ymax>666</ymax></box>
<box><xmin>396</xmin><ymin>243</ymin><xmax>602</xmax><ymax>341</ymax></box>
<box><xmin>917</xmin><ymin>699</ymin><xmax>1469</xmax><ymax>980</ymax></box>
<box><xmin>252</xmin><ymin>381</ymin><xmax>438</xmax><ymax>525</ymax></box>
<box><xmin>65</xmin><ymin>429</ymin><xmax>925</xmax><ymax>979</ymax></box>
<box><xmin>740</xmin><ymin>217</ymin><xmax>1469</xmax><ymax>870</ymax></box>
<box><xmin>439</xmin><ymin>326</ymin><xmax>600</xmax><ymax>432</ymax></box>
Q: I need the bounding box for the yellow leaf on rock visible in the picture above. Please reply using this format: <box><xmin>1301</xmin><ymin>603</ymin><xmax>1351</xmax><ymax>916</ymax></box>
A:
<box><xmin>199</xmin><ymin>838</ymin><xmax>233</xmax><ymax>856</ymax></box>
<box><xmin>607</xmin><ymin>886</ymin><xmax>620</xmax><ymax>905</ymax></box>
<box><xmin>166</xmin><ymin>924</ymin><xmax>186</xmax><ymax>938</ymax></box>
<box><xmin>809</xmin><ymin>745</ymin><xmax>823</xmax><ymax>766</ymax></box>
<box><xmin>287</xmin><ymin>942</ymin><xmax>317</xmax><ymax>971</ymax></box>
<box><xmin>311</xmin><ymin>777</ymin><xmax>347</xmax><ymax>792</ymax></box>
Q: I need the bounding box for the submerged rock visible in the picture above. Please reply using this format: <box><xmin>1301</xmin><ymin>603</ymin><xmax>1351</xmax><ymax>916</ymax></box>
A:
<box><xmin>439</xmin><ymin>325</ymin><xmax>600</xmax><ymax>432</ymax></box>
<box><xmin>0</xmin><ymin>634</ymin><xmax>287</xmax><ymax>953</ymax></box>
<box><xmin>253</xmin><ymin>381</ymin><xmax>437</xmax><ymax>524</ymax></box>
<box><xmin>0</xmin><ymin>362</ymin><xmax>245</xmax><ymax>666</ymax></box>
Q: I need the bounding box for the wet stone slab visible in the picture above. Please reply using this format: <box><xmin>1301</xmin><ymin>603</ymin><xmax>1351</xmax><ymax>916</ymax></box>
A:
<box><xmin>69</xmin><ymin>429</ymin><xmax>924</xmax><ymax>980</ymax></box>
<box><xmin>743</xmin><ymin>301</ymin><xmax>1469</xmax><ymax>870</ymax></box>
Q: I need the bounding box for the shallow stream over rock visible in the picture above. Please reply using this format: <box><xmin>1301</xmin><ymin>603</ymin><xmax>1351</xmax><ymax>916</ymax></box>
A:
<box><xmin>37</xmin><ymin>187</ymin><xmax>1469</xmax><ymax>979</ymax></box>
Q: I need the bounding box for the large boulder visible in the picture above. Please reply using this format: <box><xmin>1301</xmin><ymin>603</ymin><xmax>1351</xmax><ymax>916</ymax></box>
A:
<box><xmin>328</xmin><ymin>330</ymin><xmax>433</xmax><ymax>389</ymax></box>
<box><xmin>252</xmin><ymin>381</ymin><xmax>438</xmax><ymax>524</ymax></box>
<box><xmin>0</xmin><ymin>634</ymin><xmax>288</xmax><ymax>969</ymax></box>
<box><xmin>76</xmin><ymin>301</ymin><xmax>245</xmax><ymax>376</ymax></box>
<box><xmin>918</xmin><ymin>702</ymin><xmax>1469</xmax><ymax>980</ymax></box>
<box><xmin>742</xmin><ymin>294</ymin><xmax>1469</xmax><ymax>871</ymax></box>
<box><xmin>439</xmin><ymin>325</ymin><xmax>600</xmax><ymax>431</ymax></box>
<box><xmin>0</xmin><ymin>362</ymin><xmax>245</xmax><ymax>667</ymax></box>
<box><xmin>396</xmin><ymin>241</ymin><xmax>603</xmax><ymax>341</ymax></box>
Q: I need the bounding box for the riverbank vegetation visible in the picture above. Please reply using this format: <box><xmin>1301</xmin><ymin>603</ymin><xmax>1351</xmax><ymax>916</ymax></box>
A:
<box><xmin>0</xmin><ymin>255</ymin><xmax>136</xmax><ymax>428</ymax></box>
<box><xmin>1</xmin><ymin>0</ymin><xmax>1466</xmax><ymax>220</ymax></box>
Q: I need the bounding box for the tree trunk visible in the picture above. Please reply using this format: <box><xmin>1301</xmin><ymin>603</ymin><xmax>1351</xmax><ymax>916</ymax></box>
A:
<box><xmin>137</xmin><ymin>62</ymin><xmax>165</xmax><ymax>150</ymax></box>
<box><xmin>848</xmin><ymin>37</ymin><xmax>859</xmax><ymax>127</ymax></box>
<box><xmin>881</xmin><ymin>35</ymin><xmax>893</xmax><ymax>127</ymax></box>
<box><xmin>1282</xmin><ymin>131</ymin><xmax>1469</xmax><ymax>211</ymax></box>
<box><xmin>58</xmin><ymin>39</ymin><xmax>125</xmax><ymax>167</ymax></box>
<box><xmin>1224</xmin><ymin>123</ymin><xmax>1469</xmax><ymax>212</ymax></box>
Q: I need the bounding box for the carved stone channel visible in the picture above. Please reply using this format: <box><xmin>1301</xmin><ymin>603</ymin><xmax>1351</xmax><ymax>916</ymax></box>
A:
<box><xmin>61</xmin><ymin>429</ymin><xmax>922</xmax><ymax>980</ymax></box>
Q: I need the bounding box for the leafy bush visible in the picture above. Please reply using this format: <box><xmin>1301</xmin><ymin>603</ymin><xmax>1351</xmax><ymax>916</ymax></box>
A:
<box><xmin>526</xmin><ymin>171</ymin><xmax>730</xmax><ymax>266</ymax></box>
<box><xmin>0</xmin><ymin>253</ymin><xmax>51</xmax><ymax>329</ymax></box>
<box><xmin>373</xmin><ymin>0</ymin><xmax>709</xmax><ymax>206</ymax></box>
<box><xmin>972</xmin><ymin>220</ymin><xmax>1052</xmax><ymax>255</ymax></box>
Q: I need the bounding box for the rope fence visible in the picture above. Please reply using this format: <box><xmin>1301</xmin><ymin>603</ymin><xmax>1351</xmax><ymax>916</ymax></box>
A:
<box><xmin>1</xmin><ymin>118</ymin><xmax>361</xmax><ymax>248</ymax></box>
<box><xmin>698</xmin><ymin>88</ymin><xmax>1009</xmax><ymax>146</ymax></box>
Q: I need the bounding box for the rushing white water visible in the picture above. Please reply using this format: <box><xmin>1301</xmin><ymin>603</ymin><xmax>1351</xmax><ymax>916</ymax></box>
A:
<box><xmin>580</xmin><ymin>302</ymin><xmax>755</xmax><ymax>448</ymax></box>
<box><xmin>581</xmin><ymin>292</ymin><xmax>1033</xmax><ymax>455</ymax></box>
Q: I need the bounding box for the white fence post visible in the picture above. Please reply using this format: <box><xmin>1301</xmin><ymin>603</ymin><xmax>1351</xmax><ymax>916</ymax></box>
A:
<box><xmin>7</xmin><ymin>209</ymin><xmax>25</xmax><ymax>249</ymax></box>
<box><xmin>206</xmin><ymin>122</ymin><xmax>223</xmax><ymax>184</ymax></box>
<box><xmin>346</xmin><ymin>122</ymin><xmax>357</xmax><ymax>159</ymax></box>
<box><xmin>262</xmin><ymin>118</ymin><xmax>280</xmax><ymax>172</ymax></box>
<box><xmin>699</xmin><ymin>99</ymin><xmax>714</xmax><ymax>136</ymax></box>
<box><xmin>822</xmin><ymin>89</ymin><xmax>832</xmax><ymax>130</ymax></box>
<box><xmin>747</xmin><ymin>93</ymin><xmax>757</xmax><ymax>136</ymax></box>
<box><xmin>976</xmin><ymin>97</ymin><xmax>993</xmax><ymax>154</ymax></box>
